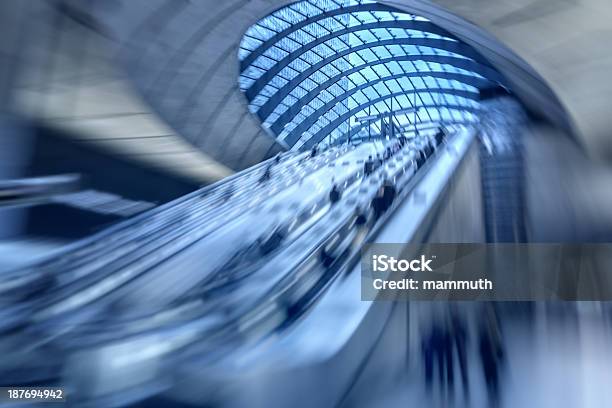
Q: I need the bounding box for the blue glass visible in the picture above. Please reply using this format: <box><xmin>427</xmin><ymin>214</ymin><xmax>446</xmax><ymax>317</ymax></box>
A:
<box><xmin>239</xmin><ymin>0</ymin><xmax>495</xmax><ymax>149</ymax></box>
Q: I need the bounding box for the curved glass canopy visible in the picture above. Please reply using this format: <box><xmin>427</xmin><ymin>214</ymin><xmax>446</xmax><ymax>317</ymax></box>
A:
<box><xmin>239</xmin><ymin>0</ymin><xmax>504</xmax><ymax>150</ymax></box>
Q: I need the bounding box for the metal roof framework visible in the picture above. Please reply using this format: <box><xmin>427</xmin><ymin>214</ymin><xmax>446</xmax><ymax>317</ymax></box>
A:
<box><xmin>239</xmin><ymin>0</ymin><xmax>506</xmax><ymax>149</ymax></box>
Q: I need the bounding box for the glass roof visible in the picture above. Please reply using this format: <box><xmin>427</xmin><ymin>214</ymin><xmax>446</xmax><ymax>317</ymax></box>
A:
<box><xmin>239</xmin><ymin>0</ymin><xmax>502</xmax><ymax>150</ymax></box>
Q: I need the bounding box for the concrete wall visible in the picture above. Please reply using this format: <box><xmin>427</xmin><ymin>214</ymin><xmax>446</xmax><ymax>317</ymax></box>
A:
<box><xmin>524</xmin><ymin>125</ymin><xmax>612</xmax><ymax>242</ymax></box>
<box><xmin>426</xmin><ymin>140</ymin><xmax>486</xmax><ymax>244</ymax></box>
<box><xmin>0</xmin><ymin>2</ymin><xmax>34</xmax><ymax>238</ymax></box>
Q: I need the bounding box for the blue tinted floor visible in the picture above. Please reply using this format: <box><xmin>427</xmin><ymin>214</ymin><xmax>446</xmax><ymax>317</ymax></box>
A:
<box><xmin>355</xmin><ymin>305</ymin><xmax>612</xmax><ymax>408</ymax></box>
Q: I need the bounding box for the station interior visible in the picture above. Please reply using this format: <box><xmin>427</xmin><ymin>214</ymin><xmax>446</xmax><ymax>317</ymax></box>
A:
<box><xmin>2</xmin><ymin>1</ymin><xmax>612</xmax><ymax>407</ymax></box>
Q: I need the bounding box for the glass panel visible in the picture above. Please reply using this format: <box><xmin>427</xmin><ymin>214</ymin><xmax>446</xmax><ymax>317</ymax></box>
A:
<box><xmin>239</xmin><ymin>0</ymin><xmax>489</xmax><ymax>149</ymax></box>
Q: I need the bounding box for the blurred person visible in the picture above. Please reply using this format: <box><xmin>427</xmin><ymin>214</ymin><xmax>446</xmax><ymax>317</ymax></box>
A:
<box><xmin>222</xmin><ymin>185</ymin><xmax>235</xmax><ymax>201</ymax></box>
<box><xmin>349</xmin><ymin>206</ymin><xmax>370</xmax><ymax>258</ymax></box>
<box><xmin>329</xmin><ymin>183</ymin><xmax>341</xmax><ymax>204</ymax></box>
<box><xmin>416</xmin><ymin>151</ymin><xmax>426</xmax><ymax>168</ymax></box>
<box><xmin>310</xmin><ymin>144</ymin><xmax>318</xmax><ymax>158</ymax></box>
<box><xmin>258</xmin><ymin>163</ymin><xmax>272</xmax><ymax>184</ymax></box>
<box><xmin>258</xmin><ymin>226</ymin><xmax>286</xmax><ymax>255</ymax></box>
<box><xmin>370</xmin><ymin>179</ymin><xmax>396</xmax><ymax>222</ymax></box>
<box><xmin>364</xmin><ymin>155</ymin><xmax>374</xmax><ymax>176</ymax></box>
<box><xmin>442</xmin><ymin>316</ymin><xmax>456</xmax><ymax>400</ymax></box>
<box><xmin>423</xmin><ymin>138</ymin><xmax>433</xmax><ymax>158</ymax></box>
<box><xmin>478</xmin><ymin>308</ymin><xmax>506</xmax><ymax>407</ymax></box>
<box><xmin>422</xmin><ymin>323</ymin><xmax>438</xmax><ymax>394</ymax></box>
<box><xmin>381</xmin><ymin>178</ymin><xmax>396</xmax><ymax>210</ymax></box>
<box><xmin>434</xmin><ymin>126</ymin><xmax>446</xmax><ymax>147</ymax></box>
<box><xmin>320</xmin><ymin>246</ymin><xmax>337</xmax><ymax>268</ymax></box>
<box><xmin>422</xmin><ymin>318</ymin><xmax>454</xmax><ymax>398</ymax></box>
<box><xmin>354</xmin><ymin>206</ymin><xmax>368</xmax><ymax>227</ymax></box>
<box><xmin>371</xmin><ymin>185</ymin><xmax>386</xmax><ymax>221</ymax></box>
<box><xmin>450</xmin><ymin>309</ymin><xmax>470</xmax><ymax>400</ymax></box>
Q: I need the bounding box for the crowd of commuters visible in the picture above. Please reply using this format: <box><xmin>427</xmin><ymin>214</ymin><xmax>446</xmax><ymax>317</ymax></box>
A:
<box><xmin>422</xmin><ymin>305</ymin><xmax>507</xmax><ymax>406</ymax></box>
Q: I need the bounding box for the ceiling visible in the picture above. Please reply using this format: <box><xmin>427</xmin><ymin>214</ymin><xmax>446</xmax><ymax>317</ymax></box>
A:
<box><xmin>238</xmin><ymin>0</ymin><xmax>501</xmax><ymax>150</ymax></box>
<box><xmin>57</xmin><ymin>0</ymin><xmax>612</xmax><ymax>167</ymax></box>
<box><xmin>6</xmin><ymin>1</ymin><xmax>232</xmax><ymax>184</ymax></box>
<box><xmin>387</xmin><ymin>0</ymin><xmax>612</xmax><ymax>160</ymax></box>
